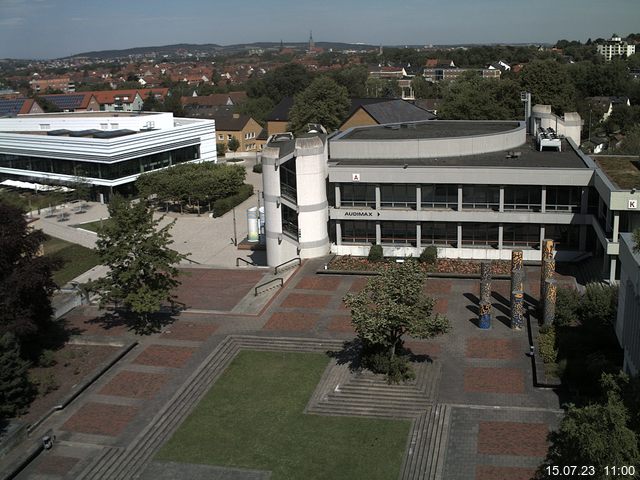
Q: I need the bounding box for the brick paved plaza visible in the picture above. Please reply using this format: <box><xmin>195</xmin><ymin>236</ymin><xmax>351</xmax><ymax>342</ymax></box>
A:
<box><xmin>8</xmin><ymin>258</ymin><xmax>564</xmax><ymax>480</ymax></box>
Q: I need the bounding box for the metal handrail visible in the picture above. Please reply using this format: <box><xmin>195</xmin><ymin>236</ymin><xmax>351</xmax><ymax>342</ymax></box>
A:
<box><xmin>236</xmin><ymin>257</ymin><xmax>256</xmax><ymax>267</ymax></box>
<box><xmin>254</xmin><ymin>277</ymin><xmax>283</xmax><ymax>296</ymax></box>
<box><xmin>274</xmin><ymin>257</ymin><xmax>301</xmax><ymax>274</ymax></box>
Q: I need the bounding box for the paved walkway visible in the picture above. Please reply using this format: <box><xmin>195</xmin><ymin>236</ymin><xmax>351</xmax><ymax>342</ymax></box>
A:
<box><xmin>32</xmin><ymin>159</ymin><xmax>266</xmax><ymax>269</ymax></box>
<box><xmin>3</xmin><ymin>257</ymin><xmax>565</xmax><ymax>480</ymax></box>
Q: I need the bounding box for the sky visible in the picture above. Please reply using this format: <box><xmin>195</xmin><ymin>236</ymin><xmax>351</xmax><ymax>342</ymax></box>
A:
<box><xmin>1</xmin><ymin>0</ymin><xmax>639</xmax><ymax>59</ymax></box>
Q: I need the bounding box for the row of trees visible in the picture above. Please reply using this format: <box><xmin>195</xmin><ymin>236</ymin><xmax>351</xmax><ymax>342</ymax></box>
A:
<box><xmin>136</xmin><ymin>162</ymin><xmax>246</xmax><ymax>212</ymax></box>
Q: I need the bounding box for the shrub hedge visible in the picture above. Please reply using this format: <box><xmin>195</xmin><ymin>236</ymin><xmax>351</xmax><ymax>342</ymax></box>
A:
<box><xmin>212</xmin><ymin>184</ymin><xmax>254</xmax><ymax>218</ymax></box>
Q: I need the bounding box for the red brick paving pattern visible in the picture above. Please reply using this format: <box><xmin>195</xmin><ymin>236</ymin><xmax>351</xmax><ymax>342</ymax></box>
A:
<box><xmin>99</xmin><ymin>371</ymin><xmax>169</xmax><ymax>399</ymax></box>
<box><xmin>477</xmin><ymin>421</ymin><xmax>549</xmax><ymax>456</ymax></box>
<box><xmin>476</xmin><ymin>465</ymin><xmax>537</xmax><ymax>480</ymax></box>
<box><xmin>434</xmin><ymin>298</ymin><xmax>448</xmax><ymax>314</ymax></box>
<box><xmin>132</xmin><ymin>345</ymin><xmax>195</xmax><ymax>369</ymax></box>
<box><xmin>62</xmin><ymin>308</ymin><xmax>130</xmax><ymax>336</ymax></box>
<box><xmin>160</xmin><ymin>321</ymin><xmax>218</xmax><ymax>341</ymax></box>
<box><xmin>62</xmin><ymin>402</ymin><xmax>138</xmax><ymax>436</ymax></box>
<box><xmin>466</xmin><ymin>339</ymin><xmax>520</xmax><ymax>360</ymax></box>
<box><xmin>36</xmin><ymin>455</ymin><xmax>79</xmax><ymax>475</ymax></box>
<box><xmin>295</xmin><ymin>276</ymin><xmax>342</xmax><ymax>291</ymax></box>
<box><xmin>173</xmin><ymin>269</ymin><xmax>265</xmax><ymax>311</ymax></box>
<box><xmin>464</xmin><ymin>367</ymin><xmax>525</xmax><ymax>394</ymax></box>
<box><xmin>327</xmin><ymin>315</ymin><xmax>355</xmax><ymax>333</ymax></box>
<box><xmin>281</xmin><ymin>293</ymin><xmax>331</xmax><ymax>309</ymax></box>
<box><xmin>263</xmin><ymin>312</ymin><xmax>320</xmax><ymax>332</ymax></box>
<box><xmin>424</xmin><ymin>279</ymin><xmax>452</xmax><ymax>295</ymax></box>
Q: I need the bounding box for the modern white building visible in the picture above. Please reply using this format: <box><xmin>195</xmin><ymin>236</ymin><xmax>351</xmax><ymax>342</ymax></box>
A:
<box><xmin>615</xmin><ymin>233</ymin><xmax>640</xmax><ymax>375</ymax></box>
<box><xmin>262</xmin><ymin>106</ymin><xmax>640</xmax><ymax>282</ymax></box>
<box><xmin>597</xmin><ymin>34</ymin><xmax>636</xmax><ymax>62</ymax></box>
<box><xmin>0</xmin><ymin>111</ymin><xmax>216</xmax><ymax>199</ymax></box>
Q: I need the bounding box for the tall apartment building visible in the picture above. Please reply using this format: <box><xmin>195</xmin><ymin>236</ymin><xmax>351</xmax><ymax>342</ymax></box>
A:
<box><xmin>597</xmin><ymin>34</ymin><xmax>636</xmax><ymax>61</ymax></box>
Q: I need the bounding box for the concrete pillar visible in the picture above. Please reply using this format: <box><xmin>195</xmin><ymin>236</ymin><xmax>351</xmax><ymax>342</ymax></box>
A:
<box><xmin>480</xmin><ymin>261</ymin><xmax>492</xmax><ymax>305</ymax></box>
<box><xmin>416</xmin><ymin>185</ymin><xmax>421</xmax><ymax>211</ymax></box>
<box><xmin>416</xmin><ymin>223</ymin><xmax>422</xmax><ymax>249</ymax></box>
<box><xmin>539</xmin><ymin>226</ymin><xmax>545</xmax><ymax>253</ymax></box>
<box><xmin>457</xmin><ymin>223</ymin><xmax>462</xmax><ymax>248</ymax></box>
<box><xmin>542</xmin><ymin>279</ymin><xmax>557</xmax><ymax>326</ymax></box>
<box><xmin>375</xmin><ymin>221</ymin><xmax>381</xmax><ymax>245</ymax></box>
<box><xmin>498</xmin><ymin>224</ymin><xmax>504</xmax><ymax>251</ymax></box>
<box><xmin>479</xmin><ymin>301</ymin><xmax>491</xmax><ymax>329</ymax></box>
<box><xmin>541</xmin><ymin>186</ymin><xmax>547</xmax><ymax>213</ymax></box>
<box><xmin>457</xmin><ymin>185</ymin><xmax>463</xmax><ymax>211</ymax></box>
<box><xmin>613</xmin><ymin>211</ymin><xmax>620</xmax><ymax>242</ymax></box>
<box><xmin>335</xmin><ymin>184</ymin><xmax>341</xmax><ymax>208</ymax></box>
<box><xmin>499</xmin><ymin>186</ymin><xmax>505</xmax><ymax>213</ymax></box>
<box><xmin>511</xmin><ymin>290</ymin><xmax>524</xmax><ymax>330</ymax></box>
<box><xmin>375</xmin><ymin>184</ymin><xmax>381</xmax><ymax>211</ymax></box>
<box><xmin>541</xmin><ymin>257</ymin><xmax>555</xmax><ymax>302</ymax></box>
<box><xmin>580</xmin><ymin>186</ymin><xmax>589</xmax><ymax>214</ymax></box>
<box><xmin>609</xmin><ymin>257</ymin><xmax>617</xmax><ymax>283</ymax></box>
<box><xmin>336</xmin><ymin>221</ymin><xmax>342</xmax><ymax>246</ymax></box>
<box><xmin>510</xmin><ymin>249</ymin><xmax>524</xmax><ymax>313</ymax></box>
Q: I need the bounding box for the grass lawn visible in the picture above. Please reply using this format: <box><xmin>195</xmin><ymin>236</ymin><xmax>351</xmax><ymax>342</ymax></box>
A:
<box><xmin>74</xmin><ymin>219</ymin><xmax>110</xmax><ymax>233</ymax></box>
<box><xmin>594</xmin><ymin>156</ymin><xmax>640</xmax><ymax>189</ymax></box>
<box><xmin>43</xmin><ymin>235</ymin><xmax>100</xmax><ymax>286</ymax></box>
<box><xmin>157</xmin><ymin>351</ymin><xmax>411</xmax><ymax>480</ymax></box>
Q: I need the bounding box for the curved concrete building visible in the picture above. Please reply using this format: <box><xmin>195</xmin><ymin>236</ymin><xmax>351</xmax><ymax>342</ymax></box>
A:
<box><xmin>262</xmin><ymin>132</ymin><xmax>329</xmax><ymax>267</ymax></box>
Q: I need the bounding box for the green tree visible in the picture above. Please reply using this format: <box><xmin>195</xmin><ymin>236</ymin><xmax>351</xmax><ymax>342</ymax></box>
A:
<box><xmin>537</xmin><ymin>377</ymin><xmax>640</xmax><ymax>479</ymax></box>
<box><xmin>87</xmin><ymin>196</ymin><xmax>187</xmax><ymax>331</ymax></box>
<box><xmin>439</xmin><ymin>73</ymin><xmax>521</xmax><ymax>120</ymax></box>
<box><xmin>0</xmin><ymin>203</ymin><xmax>61</xmax><ymax>350</ymax></box>
<box><xmin>343</xmin><ymin>261</ymin><xmax>449</xmax><ymax>381</ymax></box>
<box><xmin>227</xmin><ymin>136</ymin><xmax>240</xmax><ymax>153</ymax></box>
<box><xmin>142</xmin><ymin>91</ymin><xmax>162</xmax><ymax>112</ymax></box>
<box><xmin>331</xmin><ymin>65</ymin><xmax>369</xmax><ymax>97</ymax></box>
<box><xmin>519</xmin><ymin>60</ymin><xmax>576</xmax><ymax>113</ymax></box>
<box><xmin>0</xmin><ymin>333</ymin><xmax>34</xmax><ymax>419</ymax></box>
<box><xmin>246</xmin><ymin>63</ymin><xmax>313</xmax><ymax>103</ymax></box>
<box><xmin>288</xmin><ymin>76</ymin><xmax>350</xmax><ymax>133</ymax></box>
<box><xmin>614</xmin><ymin>125</ymin><xmax>640</xmax><ymax>155</ymax></box>
<box><xmin>365</xmin><ymin>77</ymin><xmax>401</xmax><ymax>98</ymax></box>
<box><xmin>236</xmin><ymin>96</ymin><xmax>275</xmax><ymax>126</ymax></box>
<box><xmin>411</xmin><ymin>77</ymin><xmax>441</xmax><ymax>99</ymax></box>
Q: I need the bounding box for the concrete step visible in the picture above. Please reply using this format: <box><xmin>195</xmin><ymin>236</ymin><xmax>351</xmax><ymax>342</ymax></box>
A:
<box><xmin>309</xmin><ymin>405</ymin><xmax>421</xmax><ymax>419</ymax></box>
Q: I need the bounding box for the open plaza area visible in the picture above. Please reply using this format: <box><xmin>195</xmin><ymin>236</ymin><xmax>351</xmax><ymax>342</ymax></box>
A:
<box><xmin>3</xmin><ymin>256</ymin><xmax>567</xmax><ymax>480</ymax></box>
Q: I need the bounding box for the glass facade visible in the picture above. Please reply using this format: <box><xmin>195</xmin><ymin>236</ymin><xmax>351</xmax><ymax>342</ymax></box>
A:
<box><xmin>380</xmin><ymin>221</ymin><xmax>416</xmax><ymax>246</ymax></box>
<box><xmin>421</xmin><ymin>222</ymin><xmax>458</xmax><ymax>246</ymax></box>
<box><xmin>461</xmin><ymin>223</ymin><xmax>499</xmax><ymax>247</ymax></box>
<box><xmin>341</xmin><ymin>220</ymin><xmax>376</xmax><ymax>244</ymax></box>
<box><xmin>545</xmin><ymin>224</ymin><xmax>580</xmax><ymax>250</ymax></box>
<box><xmin>281</xmin><ymin>204</ymin><xmax>299</xmax><ymax>239</ymax></box>
<box><xmin>545</xmin><ymin>186</ymin><xmax>581</xmax><ymax>212</ymax></box>
<box><xmin>462</xmin><ymin>185</ymin><xmax>500</xmax><ymax>210</ymax></box>
<box><xmin>504</xmin><ymin>186</ymin><xmax>542</xmax><ymax>211</ymax></box>
<box><xmin>421</xmin><ymin>184</ymin><xmax>457</xmax><ymax>209</ymax></box>
<box><xmin>0</xmin><ymin>145</ymin><xmax>199</xmax><ymax>181</ymax></box>
<box><xmin>380</xmin><ymin>184</ymin><xmax>416</xmax><ymax>208</ymax></box>
<box><xmin>502</xmin><ymin>223</ymin><xmax>540</xmax><ymax>247</ymax></box>
<box><xmin>279</xmin><ymin>159</ymin><xmax>297</xmax><ymax>202</ymax></box>
<box><xmin>340</xmin><ymin>184</ymin><xmax>376</xmax><ymax>207</ymax></box>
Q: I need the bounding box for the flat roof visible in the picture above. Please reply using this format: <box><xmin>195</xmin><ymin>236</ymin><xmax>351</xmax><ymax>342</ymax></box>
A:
<box><xmin>593</xmin><ymin>156</ymin><xmax>640</xmax><ymax>189</ymax></box>
<box><xmin>339</xmin><ymin>120</ymin><xmax>521</xmax><ymax>140</ymax></box>
<box><xmin>330</xmin><ymin>137</ymin><xmax>589</xmax><ymax>169</ymax></box>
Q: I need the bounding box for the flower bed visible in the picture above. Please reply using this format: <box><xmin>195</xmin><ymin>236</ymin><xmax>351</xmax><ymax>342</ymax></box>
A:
<box><xmin>327</xmin><ymin>256</ymin><xmax>511</xmax><ymax>275</ymax></box>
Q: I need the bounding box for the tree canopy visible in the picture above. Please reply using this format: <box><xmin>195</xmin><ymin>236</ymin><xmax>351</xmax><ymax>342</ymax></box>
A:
<box><xmin>288</xmin><ymin>76</ymin><xmax>350</xmax><ymax>133</ymax></box>
<box><xmin>87</xmin><ymin>196</ymin><xmax>186</xmax><ymax>331</ymax></box>
<box><xmin>0</xmin><ymin>202</ymin><xmax>60</xmax><ymax>348</ymax></box>
<box><xmin>438</xmin><ymin>73</ymin><xmax>522</xmax><ymax>120</ymax></box>
<box><xmin>0</xmin><ymin>332</ymin><xmax>34</xmax><ymax>419</ymax></box>
<box><xmin>246</xmin><ymin>63</ymin><xmax>314</xmax><ymax>103</ymax></box>
<box><xmin>519</xmin><ymin>60</ymin><xmax>577</xmax><ymax>113</ymax></box>
<box><xmin>343</xmin><ymin>261</ymin><xmax>449</xmax><ymax>381</ymax></box>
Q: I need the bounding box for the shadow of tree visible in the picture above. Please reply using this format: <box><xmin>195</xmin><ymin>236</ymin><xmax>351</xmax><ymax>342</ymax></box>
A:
<box><xmin>84</xmin><ymin>307</ymin><xmax>178</xmax><ymax>335</ymax></box>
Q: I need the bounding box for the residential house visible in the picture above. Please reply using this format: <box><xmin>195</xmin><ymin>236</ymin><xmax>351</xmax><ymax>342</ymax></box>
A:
<box><xmin>215</xmin><ymin>113</ymin><xmax>264</xmax><ymax>152</ymax></box>
<box><xmin>0</xmin><ymin>98</ymin><xmax>44</xmax><ymax>117</ymax></box>
<box><xmin>93</xmin><ymin>90</ymin><xmax>144</xmax><ymax>112</ymax></box>
<box><xmin>39</xmin><ymin>93</ymin><xmax>100</xmax><ymax>112</ymax></box>
<box><xmin>29</xmin><ymin>76</ymin><xmax>75</xmax><ymax>93</ymax></box>
<box><xmin>339</xmin><ymin>98</ymin><xmax>436</xmax><ymax>130</ymax></box>
<box><xmin>586</xmin><ymin>96</ymin><xmax>631</xmax><ymax>122</ymax></box>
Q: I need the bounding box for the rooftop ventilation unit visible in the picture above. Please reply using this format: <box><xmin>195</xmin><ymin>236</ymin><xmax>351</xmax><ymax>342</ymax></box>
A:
<box><xmin>536</xmin><ymin>127</ymin><xmax>562</xmax><ymax>152</ymax></box>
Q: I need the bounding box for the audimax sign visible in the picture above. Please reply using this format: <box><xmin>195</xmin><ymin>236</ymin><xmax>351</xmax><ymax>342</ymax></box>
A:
<box><xmin>343</xmin><ymin>211</ymin><xmax>380</xmax><ymax>217</ymax></box>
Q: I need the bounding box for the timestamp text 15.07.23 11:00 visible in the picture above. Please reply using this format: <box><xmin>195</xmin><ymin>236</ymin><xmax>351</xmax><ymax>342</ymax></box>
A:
<box><xmin>545</xmin><ymin>465</ymin><xmax>636</xmax><ymax>476</ymax></box>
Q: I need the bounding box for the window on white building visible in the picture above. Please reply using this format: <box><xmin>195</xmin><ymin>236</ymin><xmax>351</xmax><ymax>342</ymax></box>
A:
<box><xmin>39</xmin><ymin>124</ymin><xmax>50</xmax><ymax>130</ymax></box>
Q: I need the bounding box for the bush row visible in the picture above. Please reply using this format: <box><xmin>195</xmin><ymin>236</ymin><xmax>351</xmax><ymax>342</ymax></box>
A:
<box><xmin>212</xmin><ymin>184</ymin><xmax>254</xmax><ymax>218</ymax></box>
